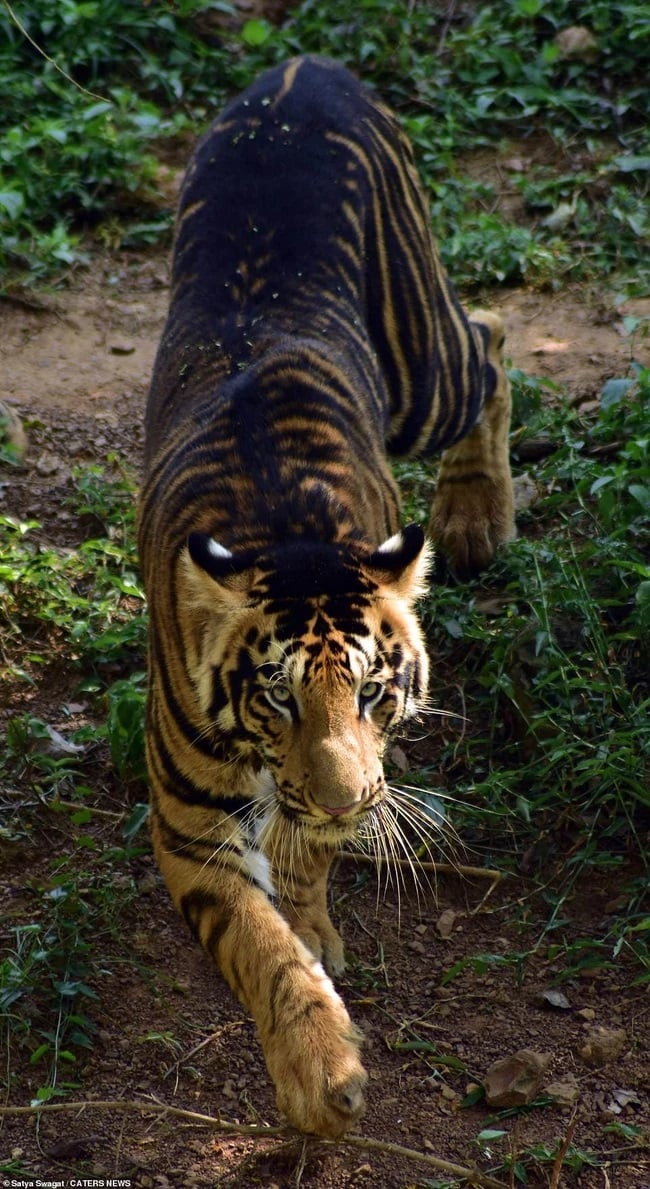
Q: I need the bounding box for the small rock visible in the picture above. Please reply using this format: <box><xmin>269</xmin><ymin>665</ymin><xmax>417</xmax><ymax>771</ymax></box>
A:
<box><xmin>109</xmin><ymin>339</ymin><xmax>136</xmax><ymax>355</ymax></box>
<box><xmin>544</xmin><ymin>1077</ymin><xmax>580</xmax><ymax>1107</ymax></box>
<box><xmin>579</xmin><ymin>1026</ymin><xmax>627</xmax><ymax>1067</ymax></box>
<box><xmin>505</xmin><ymin>157</ymin><xmax>529</xmax><ymax>173</ymax></box>
<box><xmin>513</xmin><ymin>472</ymin><xmax>539</xmax><ymax>512</ymax></box>
<box><xmin>577</xmin><ymin>1007</ymin><xmax>596</xmax><ymax>1021</ymax></box>
<box><xmin>436</xmin><ymin>909</ymin><xmax>458</xmax><ymax>939</ymax></box>
<box><xmin>138</xmin><ymin>872</ymin><xmax>159</xmax><ymax>895</ymax></box>
<box><xmin>483</xmin><ymin>1049</ymin><xmax>552</xmax><ymax>1108</ymax></box>
<box><xmin>36</xmin><ymin>450</ymin><xmax>65</xmax><ymax>476</ymax></box>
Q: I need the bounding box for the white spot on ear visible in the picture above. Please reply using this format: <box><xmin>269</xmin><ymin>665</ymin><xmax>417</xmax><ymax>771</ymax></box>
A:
<box><xmin>206</xmin><ymin>539</ymin><xmax>233</xmax><ymax>561</ymax></box>
<box><xmin>376</xmin><ymin>530</ymin><xmax>404</xmax><ymax>555</ymax></box>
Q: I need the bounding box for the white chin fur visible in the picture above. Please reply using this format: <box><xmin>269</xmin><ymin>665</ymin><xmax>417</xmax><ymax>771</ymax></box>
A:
<box><xmin>243</xmin><ymin>847</ymin><xmax>276</xmax><ymax>897</ymax></box>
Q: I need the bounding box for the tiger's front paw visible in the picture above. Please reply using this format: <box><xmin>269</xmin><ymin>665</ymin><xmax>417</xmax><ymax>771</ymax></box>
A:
<box><xmin>290</xmin><ymin>914</ymin><xmax>346</xmax><ymax>977</ymax></box>
<box><xmin>429</xmin><ymin>477</ymin><xmax>515</xmax><ymax>578</ymax></box>
<box><xmin>264</xmin><ymin>961</ymin><xmax>366</xmax><ymax>1136</ymax></box>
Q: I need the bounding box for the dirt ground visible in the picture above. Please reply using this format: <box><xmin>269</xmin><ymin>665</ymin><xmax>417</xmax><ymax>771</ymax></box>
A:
<box><xmin>1</xmin><ymin>247</ymin><xmax>649</xmax><ymax>1189</ymax></box>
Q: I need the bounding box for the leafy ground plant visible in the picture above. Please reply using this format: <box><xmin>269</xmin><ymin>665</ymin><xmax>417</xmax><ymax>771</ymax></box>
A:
<box><xmin>416</xmin><ymin>348</ymin><xmax>650</xmax><ymax>986</ymax></box>
<box><xmin>0</xmin><ymin>0</ymin><xmax>648</xmax><ymax>288</ymax></box>
<box><xmin>0</xmin><ymin>462</ymin><xmax>149</xmax><ymax>1103</ymax></box>
<box><xmin>1</xmin><ymin>3</ymin><xmax>649</xmax><ymax>1182</ymax></box>
<box><xmin>0</xmin><ymin>460</ymin><xmax>146</xmax><ymax>681</ymax></box>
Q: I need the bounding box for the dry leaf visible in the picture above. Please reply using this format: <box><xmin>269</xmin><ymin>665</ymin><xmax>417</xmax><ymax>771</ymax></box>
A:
<box><xmin>538</xmin><ymin>988</ymin><xmax>571</xmax><ymax>1011</ymax></box>
<box><xmin>607</xmin><ymin>1088</ymin><xmax>641</xmax><ymax>1113</ymax></box>
<box><xmin>388</xmin><ymin>745</ymin><xmax>409</xmax><ymax>773</ymax></box>
<box><xmin>554</xmin><ymin>26</ymin><xmax>599</xmax><ymax>62</ymax></box>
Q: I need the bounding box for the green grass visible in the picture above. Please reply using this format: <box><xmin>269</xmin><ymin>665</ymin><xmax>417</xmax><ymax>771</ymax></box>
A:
<box><xmin>0</xmin><ymin>460</ymin><xmax>144</xmax><ymax>670</ymax></box>
<box><xmin>0</xmin><ymin>0</ymin><xmax>648</xmax><ymax>287</ymax></box>
<box><xmin>1</xmin><ymin>355</ymin><xmax>647</xmax><ymax>1114</ymax></box>
<box><xmin>414</xmin><ymin>348</ymin><xmax>650</xmax><ymax>984</ymax></box>
<box><xmin>0</xmin><ymin>463</ymin><xmax>149</xmax><ymax>1103</ymax></box>
<box><xmin>1</xmin><ymin>0</ymin><xmax>649</xmax><ymax>1160</ymax></box>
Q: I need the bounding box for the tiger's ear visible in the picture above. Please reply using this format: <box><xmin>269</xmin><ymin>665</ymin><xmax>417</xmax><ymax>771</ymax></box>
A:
<box><xmin>365</xmin><ymin>523</ymin><xmax>431</xmax><ymax>602</ymax></box>
<box><xmin>181</xmin><ymin>532</ymin><xmax>254</xmax><ymax>606</ymax></box>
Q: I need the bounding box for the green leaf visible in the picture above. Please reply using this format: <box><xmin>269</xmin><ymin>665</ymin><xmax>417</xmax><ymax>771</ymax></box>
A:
<box><xmin>123</xmin><ymin>801</ymin><xmax>149</xmax><ymax>842</ymax></box>
<box><xmin>83</xmin><ymin>101</ymin><xmax>112</xmax><ymax>121</ymax></box>
<box><xmin>444</xmin><ymin>618</ymin><xmax>464</xmax><ymax>639</ymax></box>
<box><xmin>71</xmin><ymin>808</ymin><xmax>94</xmax><ymax>826</ymax></box>
<box><xmin>514</xmin><ymin>0</ymin><xmax>542</xmax><ymax>14</ymax></box>
<box><xmin>0</xmin><ymin>190</ymin><xmax>25</xmax><ymax>220</ymax></box>
<box><xmin>629</xmin><ymin>484</ymin><xmax>650</xmax><ymax>512</ymax></box>
<box><xmin>241</xmin><ymin>19</ymin><xmax>272</xmax><ymax>46</ymax></box>
<box><xmin>612</xmin><ymin>155</ymin><xmax>650</xmax><ymax>173</ymax></box>
<box><xmin>29</xmin><ymin>1043</ymin><xmax>51</xmax><ymax>1065</ymax></box>
<box><xmin>600</xmin><ymin>378</ymin><xmax>633</xmax><ymax>408</ymax></box>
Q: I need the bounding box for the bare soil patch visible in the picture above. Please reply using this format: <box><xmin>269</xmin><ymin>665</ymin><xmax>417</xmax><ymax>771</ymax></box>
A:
<box><xmin>1</xmin><ymin>250</ymin><xmax>649</xmax><ymax>1187</ymax></box>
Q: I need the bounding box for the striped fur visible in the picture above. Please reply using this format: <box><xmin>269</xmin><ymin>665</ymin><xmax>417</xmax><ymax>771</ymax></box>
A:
<box><xmin>138</xmin><ymin>55</ymin><xmax>515</xmax><ymax>1136</ymax></box>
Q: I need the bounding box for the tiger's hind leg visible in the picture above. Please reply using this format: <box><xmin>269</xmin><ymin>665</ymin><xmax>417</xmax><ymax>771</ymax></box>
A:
<box><xmin>429</xmin><ymin>309</ymin><xmax>516</xmax><ymax>577</ymax></box>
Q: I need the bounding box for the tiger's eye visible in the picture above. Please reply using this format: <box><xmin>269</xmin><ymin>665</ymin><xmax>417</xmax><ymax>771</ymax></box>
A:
<box><xmin>265</xmin><ymin>683</ymin><xmax>293</xmax><ymax>710</ymax></box>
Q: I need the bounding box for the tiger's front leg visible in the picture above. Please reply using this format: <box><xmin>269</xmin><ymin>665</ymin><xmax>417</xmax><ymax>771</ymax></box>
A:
<box><xmin>151</xmin><ymin>807</ymin><xmax>366</xmax><ymax>1137</ymax></box>
<box><xmin>429</xmin><ymin>309</ymin><xmax>516</xmax><ymax>577</ymax></box>
<box><xmin>267</xmin><ymin>838</ymin><xmax>347</xmax><ymax>977</ymax></box>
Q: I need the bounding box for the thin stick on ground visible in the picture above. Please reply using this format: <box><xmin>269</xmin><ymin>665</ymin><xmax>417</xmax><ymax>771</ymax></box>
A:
<box><xmin>549</xmin><ymin>1112</ymin><xmax>578</xmax><ymax>1189</ymax></box>
<box><xmin>340</xmin><ymin>852</ymin><xmax>502</xmax><ymax>881</ymax></box>
<box><xmin>0</xmin><ymin>1098</ymin><xmax>507</xmax><ymax>1188</ymax></box>
<box><xmin>339</xmin><ymin>850</ymin><xmax>504</xmax><ymax>908</ymax></box>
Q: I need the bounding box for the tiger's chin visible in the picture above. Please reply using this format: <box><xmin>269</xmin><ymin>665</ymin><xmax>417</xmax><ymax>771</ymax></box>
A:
<box><xmin>305</xmin><ymin>816</ymin><xmax>367</xmax><ymax>847</ymax></box>
<box><xmin>294</xmin><ymin>796</ymin><xmax>382</xmax><ymax>847</ymax></box>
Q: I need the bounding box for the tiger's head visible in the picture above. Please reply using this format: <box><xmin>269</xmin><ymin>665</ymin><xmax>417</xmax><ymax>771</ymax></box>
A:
<box><xmin>180</xmin><ymin>525</ymin><xmax>430</xmax><ymax>843</ymax></box>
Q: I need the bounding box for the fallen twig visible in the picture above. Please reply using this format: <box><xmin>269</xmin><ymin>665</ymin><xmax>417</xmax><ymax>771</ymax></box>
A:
<box><xmin>339</xmin><ymin>852</ymin><xmax>502</xmax><ymax>882</ymax></box>
<box><xmin>340</xmin><ymin>851</ymin><xmax>504</xmax><ymax>910</ymax></box>
<box><xmin>549</xmin><ymin>1111</ymin><xmax>578</xmax><ymax>1189</ymax></box>
<box><xmin>0</xmin><ymin>1098</ymin><xmax>506</xmax><ymax>1187</ymax></box>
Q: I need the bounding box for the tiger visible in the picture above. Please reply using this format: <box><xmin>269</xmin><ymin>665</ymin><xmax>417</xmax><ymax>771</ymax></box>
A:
<box><xmin>137</xmin><ymin>54</ymin><xmax>515</xmax><ymax>1138</ymax></box>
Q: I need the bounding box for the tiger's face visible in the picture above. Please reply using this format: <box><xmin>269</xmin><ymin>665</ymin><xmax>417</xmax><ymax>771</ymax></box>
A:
<box><xmin>181</xmin><ymin>527</ymin><xmax>430</xmax><ymax>842</ymax></box>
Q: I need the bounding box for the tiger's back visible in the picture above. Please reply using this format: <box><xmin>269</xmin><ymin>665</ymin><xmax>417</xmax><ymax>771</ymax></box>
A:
<box><xmin>140</xmin><ymin>56</ymin><xmax>491</xmax><ymax>552</ymax></box>
<box><xmin>138</xmin><ymin>55</ymin><xmax>515</xmax><ymax>1138</ymax></box>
